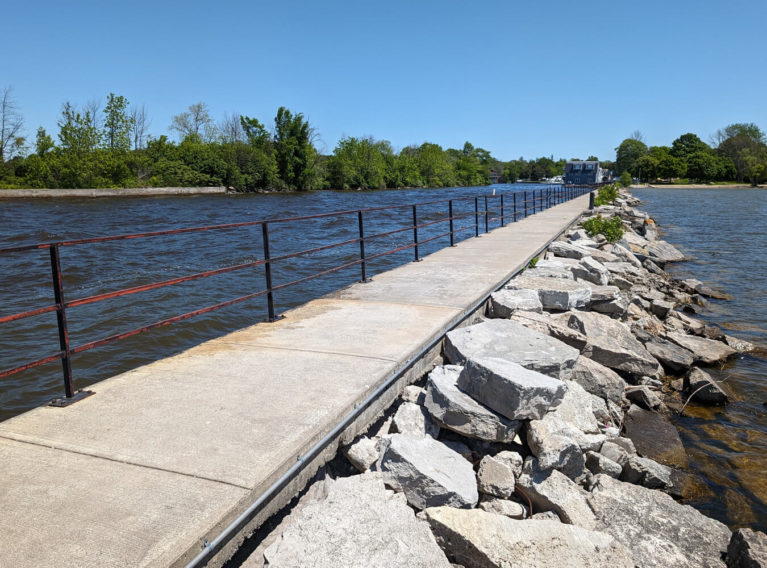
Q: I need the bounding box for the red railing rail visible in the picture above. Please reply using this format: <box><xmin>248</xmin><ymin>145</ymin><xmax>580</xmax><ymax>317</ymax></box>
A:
<box><xmin>0</xmin><ymin>185</ymin><xmax>594</xmax><ymax>405</ymax></box>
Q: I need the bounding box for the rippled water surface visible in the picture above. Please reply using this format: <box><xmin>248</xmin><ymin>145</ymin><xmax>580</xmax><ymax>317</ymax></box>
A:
<box><xmin>0</xmin><ymin>184</ymin><xmax>558</xmax><ymax>423</ymax></box>
<box><xmin>634</xmin><ymin>187</ymin><xmax>767</xmax><ymax>532</ymax></box>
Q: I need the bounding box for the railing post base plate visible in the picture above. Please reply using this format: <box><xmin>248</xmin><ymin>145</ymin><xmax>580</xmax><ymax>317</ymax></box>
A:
<box><xmin>264</xmin><ymin>314</ymin><xmax>286</xmax><ymax>323</ymax></box>
<box><xmin>49</xmin><ymin>390</ymin><xmax>95</xmax><ymax>407</ymax></box>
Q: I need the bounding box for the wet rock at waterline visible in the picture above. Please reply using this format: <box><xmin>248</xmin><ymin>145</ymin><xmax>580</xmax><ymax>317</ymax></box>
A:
<box><xmin>727</xmin><ymin>528</ymin><xmax>767</xmax><ymax>568</ymax></box>
<box><xmin>665</xmin><ymin>331</ymin><xmax>737</xmax><ymax>365</ymax></box>
<box><xmin>445</xmin><ymin>319</ymin><xmax>579</xmax><ymax>380</ymax></box>
<box><xmin>632</xmin><ymin>327</ymin><xmax>695</xmax><ymax>373</ymax></box>
<box><xmin>624</xmin><ymin>385</ymin><xmax>663</xmax><ymax>411</ymax></box>
<box><xmin>686</xmin><ymin>367</ymin><xmax>729</xmax><ymax>405</ymax></box>
<box><xmin>620</xmin><ymin>455</ymin><xmax>673</xmax><ymax>490</ymax></box>
<box><xmin>456</xmin><ymin>356</ymin><xmax>567</xmax><ymax>421</ymax></box>
<box><xmin>420</xmin><ymin>507</ymin><xmax>634</xmax><ymax>568</ymax></box>
<box><xmin>424</xmin><ymin>365</ymin><xmax>521</xmax><ymax>443</ymax></box>
<box><xmin>380</xmin><ymin>434</ymin><xmax>478</xmax><ymax>510</ymax></box>
<box><xmin>588</xmin><ymin>474</ymin><xmax>730</xmax><ymax>568</ymax></box>
<box><xmin>261</xmin><ymin>473</ymin><xmax>451</xmax><ymax>568</ymax></box>
<box><xmin>622</xmin><ymin>405</ymin><xmax>688</xmax><ymax>468</ymax></box>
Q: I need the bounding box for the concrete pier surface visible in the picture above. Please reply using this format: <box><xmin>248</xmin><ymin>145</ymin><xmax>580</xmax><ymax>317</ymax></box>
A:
<box><xmin>0</xmin><ymin>195</ymin><xmax>590</xmax><ymax>567</ymax></box>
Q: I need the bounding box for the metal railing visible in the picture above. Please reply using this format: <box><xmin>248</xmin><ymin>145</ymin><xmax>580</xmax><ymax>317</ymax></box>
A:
<box><xmin>0</xmin><ymin>185</ymin><xmax>593</xmax><ymax>405</ymax></box>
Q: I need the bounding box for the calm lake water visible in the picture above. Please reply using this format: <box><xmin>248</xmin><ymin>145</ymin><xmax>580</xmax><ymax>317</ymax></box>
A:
<box><xmin>634</xmin><ymin>187</ymin><xmax>767</xmax><ymax>532</ymax></box>
<box><xmin>0</xmin><ymin>183</ymin><xmax>556</xmax><ymax>423</ymax></box>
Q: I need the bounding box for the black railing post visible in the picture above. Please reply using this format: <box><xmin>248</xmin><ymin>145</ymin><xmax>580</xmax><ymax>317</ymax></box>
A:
<box><xmin>412</xmin><ymin>204</ymin><xmax>422</xmax><ymax>261</ymax></box>
<box><xmin>474</xmin><ymin>197</ymin><xmax>479</xmax><ymax>237</ymax></box>
<box><xmin>500</xmin><ymin>194</ymin><xmax>505</xmax><ymax>227</ymax></box>
<box><xmin>358</xmin><ymin>210</ymin><xmax>368</xmax><ymax>282</ymax></box>
<box><xmin>262</xmin><ymin>222</ymin><xmax>278</xmax><ymax>321</ymax></box>
<box><xmin>50</xmin><ymin>244</ymin><xmax>75</xmax><ymax>399</ymax></box>
<box><xmin>448</xmin><ymin>200</ymin><xmax>455</xmax><ymax>246</ymax></box>
<box><xmin>513</xmin><ymin>192</ymin><xmax>517</xmax><ymax>221</ymax></box>
<box><xmin>523</xmin><ymin>191</ymin><xmax>527</xmax><ymax>218</ymax></box>
<box><xmin>533</xmin><ymin>189</ymin><xmax>537</xmax><ymax>214</ymax></box>
<box><xmin>484</xmin><ymin>196</ymin><xmax>489</xmax><ymax>233</ymax></box>
<box><xmin>589</xmin><ymin>191</ymin><xmax>595</xmax><ymax>209</ymax></box>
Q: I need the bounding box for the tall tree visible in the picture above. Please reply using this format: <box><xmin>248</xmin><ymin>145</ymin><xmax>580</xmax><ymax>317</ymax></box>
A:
<box><xmin>714</xmin><ymin>123</ymin><xmax>767</xmax><ymax>184</ymax></box>
<box><xmin>670</xmin><ymin>133</ymin><xmax>710</xmax><ymax>160</ymax></box>
<box><xmin>58</xmin><ymin>102</ymin><xmax>100</xmax><ymax>155</ymax></box>
<box><xmin>273</xmin><ymin>106</ymin><xmax>316</xmax><ymax>190</ymax></box>
<box><xmin>130</xmin><ymin>104</ymin><xmax>150</xmax><ymax>150</ymax></box>
<box><xmin>35</xmin><ymin>127</ymin><xmax>54</xmax><ymax>156</ymax></box>
<box><xmin>615</xmin><ymin>138</ymin><xmax>648</xmax><ymax>175</ymax></box>
<box><xmin>0</xmin><ymin>86</ymin><xmax>25</xmax><ymax>162</ymax></box>
<box><xmin>103</xmin><ymin>93</ymin><xmax>133</xmax><ymax>151</ymax></box>
<box><xmin>170</xmin><ymin>102</ymin><xmax>216</xmax><ymax>142</ymax></box>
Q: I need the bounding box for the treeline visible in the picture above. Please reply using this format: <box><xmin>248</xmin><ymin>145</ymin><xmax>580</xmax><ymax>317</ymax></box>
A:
<box><xmin>614</xmin><ymin>124</ymin><xmax>767</xmax><ymax>186</ymax></box>
<box><xmin>0</xmin><ymin>89</ymin><xmax>576</xmax><ymax>192</ymax></box>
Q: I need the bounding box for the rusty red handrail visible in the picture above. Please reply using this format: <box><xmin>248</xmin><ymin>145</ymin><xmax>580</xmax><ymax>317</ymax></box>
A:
<box><xmin>0</xmin><ymin>185</ymin><xmax>594</xmax><ymax>403</ymax></box>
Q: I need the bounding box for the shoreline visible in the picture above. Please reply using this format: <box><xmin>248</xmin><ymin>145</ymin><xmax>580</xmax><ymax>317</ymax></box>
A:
<box><xmin>634</xmin><ymin>183</ymin><xmax>764</xmax><ymax>189</ymax></box>
<box><xmin>0</xmin><ymin>186</ymin><xmax>228</xmax><ymax>198</ymax></box>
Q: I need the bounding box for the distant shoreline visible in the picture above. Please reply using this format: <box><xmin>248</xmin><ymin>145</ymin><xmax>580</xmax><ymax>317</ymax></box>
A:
<box><xmin>0</xmin><ymin>186</ymin><xmax>229</xmax><ymax>199</ymax></box>
<box><xmin>634</xmin><ymin>183</ymin><xmax>764</xmax><ymax>189</ymax></box>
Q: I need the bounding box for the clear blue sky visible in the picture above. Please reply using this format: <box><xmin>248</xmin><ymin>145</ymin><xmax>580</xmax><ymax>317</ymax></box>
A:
<box><xmin>2</xmin><ymin>0</ymin><xmax>765</xmax><ymax>162</ymax></box>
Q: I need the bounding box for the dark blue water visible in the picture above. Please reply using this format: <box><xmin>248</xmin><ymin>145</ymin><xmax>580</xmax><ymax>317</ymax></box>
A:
<box><xmin>634</xmin><ymin>187</ymin><xmax>767</xmax><ymax>532</ymax></box>
<box><xmin>0</xmin><ymin>184</ymin><xmax>557</xmax><ymax>422</ymax></box>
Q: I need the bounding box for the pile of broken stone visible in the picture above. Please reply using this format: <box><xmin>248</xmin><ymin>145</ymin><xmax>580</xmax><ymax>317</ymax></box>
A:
<box><xmin>255</xmin><ymin>190</ymin><xmax>767</xmax><ymax>568</ymax></box>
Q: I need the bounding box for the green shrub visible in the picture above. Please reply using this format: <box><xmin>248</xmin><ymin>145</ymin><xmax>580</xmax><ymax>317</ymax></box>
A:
<box><xmin>582</xmin><ymin>214</ymin><xmax>624</xmax><ymax>243</ymax></box>
<box><xmin>619</xmin><ymin>171</ymin><xmax>632</xmax><ymax>187</ymax></box>
<box><xmin>593</xmin><ymin>183</ymin><xmax>619</xmax><ymax>206</ymax></box>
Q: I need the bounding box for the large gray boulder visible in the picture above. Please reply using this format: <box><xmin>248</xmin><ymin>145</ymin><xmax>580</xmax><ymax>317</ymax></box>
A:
<box><xmin>645</xmin><ymin>239</ymin><xmax>686</xmax><ymax>263</ymax></box>
<box><xmin>549</xmin><ymin>240</ymin><xmax>620</xmax><ymax>264</ymax></box>
<box><xmin>510</xmin><ymin>310</ymin><xmax>590</xmax><ymax>352</ymax></box>
<box><xmin>420</xmin><ymin>507</ymin><xmax>633</xmax><ymax>568</ymax></box>
<box><xmin>488</xmin><ymin>288</ymin><xmax>543</xmax><ymax>317</ymax></box>
<box><xmin>572</xmin><ymin>256</ymin><xmax>611</xmax><ymax>286</ymax></box>
<box><xmin>380</xmin><ymin>434</ymin><xmax>478</xmax><ymax>510</ymax></box>
<box><xmin>445</xmin><ymin>318</ymin><xmax>580</xmax><ymax>380</ymax></box>
<box><xmin>569</xmin><ymin>356</ymin><xmax>627</xmax><ymax>404</ymax></box>
<box><xmin>666</xmin><ymin>331</ymin><xmax>737</xmax><ymax>365</ymax></box>
<box><xmin>424</xmin><ymin>365</ymin><xmax>521</xmax><ymax>442</ymax></box>
<box><xmin>506</xmin><ymin>274</ymin><xmax>592</xmax><ymax>311</ymax></box>
<box><xmin>588</xmin><ymin>474</ymin><xmax>730</xmax><ymax>568</ymax></box>
<box><xmin>261</xmin><ymin>473</ymin><xmax>450</xmax><ymax>567</ymax></box>
<box><xmin>727</xmin><ymin>528</ymin><xmax>767</xmax><ymax>567</ymax></box>
<box><xmin>566</xmin><ymin>310</ymin><xmax>662</xmax><ymax>377</ymax></box>
<box><xmin>457</xmin><ymin>357</ymin><xmax>567</xmax><ymax>421</ymax></box>
<box><xmin>633</xmin><ymin>327</ymin><xmax>695</xmax><ymax>373</ymax></box>
<box><xmin>517</xmin><ymin>457</ymin><xmax>597</xmax><ymax>529</ymax></box>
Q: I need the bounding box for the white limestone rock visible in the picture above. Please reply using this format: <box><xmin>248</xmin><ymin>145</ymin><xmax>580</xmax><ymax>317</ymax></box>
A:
<box><xmin>420</xmin><ymin>508</ymin><xmax>633</xmax><ymax>568</ymax></box>
<box><xmin>445</xmin><ymin>318</ymin><xmax>580</xmax><ymax>380</ymax></box>
<box><xmin>380</xmin><ymin>434</ymin><xmax>478</xmax><ymax>510</ymax></box>
<box><xmin>262</xmin><ymin>473</ymin><xmax>451</xmax><ymax>568</ymax></box>
<box><xmin>456</xmin><ymin>356</ymin><xmax>567</xmax><ymax>421</ymax></box>
<box><xmin>424</xmin><ymin>365</ymin><xmax>521</xmax><ymax>442</ymax></box>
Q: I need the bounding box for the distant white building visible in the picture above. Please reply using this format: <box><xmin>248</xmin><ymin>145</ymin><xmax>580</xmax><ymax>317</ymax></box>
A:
<box><xmin>564</xmin><ymin>160</ymin><xmax>602</xmax><ymax>184</ymax></box>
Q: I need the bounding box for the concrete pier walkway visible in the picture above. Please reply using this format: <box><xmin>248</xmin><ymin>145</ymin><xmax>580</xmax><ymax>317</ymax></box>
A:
<box><xmin>0</xmin><ymin>195</ymin><xmax>590</xmax><ymax>567</ymax></box>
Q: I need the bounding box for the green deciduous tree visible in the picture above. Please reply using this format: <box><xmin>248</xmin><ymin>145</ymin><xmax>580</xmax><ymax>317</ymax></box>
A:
<box><xmin>714</xmin><ymin>123</ymin><xmax>767</xmax><ymax>184</ymax></box>
<box><xmin>327</xmin><ymin>136</ymin><xmax>390</xmax><ymax>189</ymax></box>
<box><xmin>615</xmin><ymin>138</ymin><xmax>648</xmax><ymax>175</ymax></box>
<box><xmin>103</xmin><ymin>93</ymin><xmax>133</xmax><ymax>152</ymax></box>
<box><xmin>273</xmin><ymin>106</ymin><xmax>317</xmax><ymax>190</ymax></box>
<box><xmin>170</xmin><ymin>102</ymin><xmax>217</xmax><ymax>142</ymax></box>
